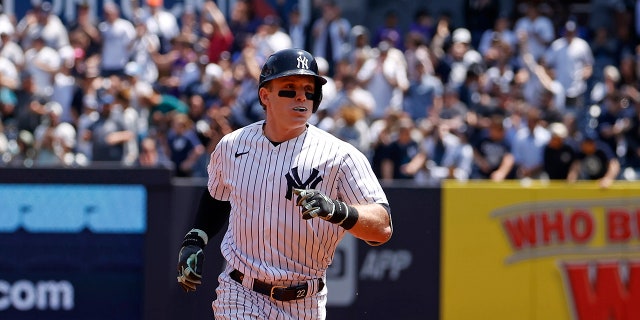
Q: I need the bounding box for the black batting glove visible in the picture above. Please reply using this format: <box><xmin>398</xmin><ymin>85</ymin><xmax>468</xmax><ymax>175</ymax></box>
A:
<box><xmin>292</xmin><ymin>188</ymin><xmax>359</xmax><ymax>230</ymax></box>
<box><xmin>177</xmin><ymin>229</ymin><xmax>208</xmax><ymax>292</ymax></box>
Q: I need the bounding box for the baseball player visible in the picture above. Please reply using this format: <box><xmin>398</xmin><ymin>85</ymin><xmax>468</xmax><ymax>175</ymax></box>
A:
<box><xmin>177</xmin><ymin>48</ymin><xmax>393</xmax><ymax>319</ymax></box>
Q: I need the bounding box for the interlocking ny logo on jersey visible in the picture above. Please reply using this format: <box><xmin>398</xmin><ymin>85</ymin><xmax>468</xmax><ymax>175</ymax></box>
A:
<box><xmin>297</xmin><ymin>55</ymin><xmax>309</xmax><ymax>69</ymax></box>
<box><xmin>284</xmin><ymin>167</ymin><xmax>322</xmax><ymax>200</ymax></box>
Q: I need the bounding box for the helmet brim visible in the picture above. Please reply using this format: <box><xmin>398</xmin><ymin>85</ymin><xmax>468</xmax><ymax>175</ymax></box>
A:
<box><xmin>260</xmin><ymin>70</ymin><xmax>327</xmax><ymax>87</ymax></box>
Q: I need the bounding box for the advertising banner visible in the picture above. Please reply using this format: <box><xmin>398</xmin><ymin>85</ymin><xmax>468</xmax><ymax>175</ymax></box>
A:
<box><xmin>0</xmin><ymin>184</ymin><xmax>147</xmax><ymax>320</ymax></box>
<box><xmin>441</xmin><ymin>181</ymin><xmax>640</xmax><ymax>320</ymax></box>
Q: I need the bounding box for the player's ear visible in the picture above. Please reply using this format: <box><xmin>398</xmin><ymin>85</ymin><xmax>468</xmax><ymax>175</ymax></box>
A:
<box><xmin>259</xmin><ymin>87</ymin><xmax>270</xmax><ymax>107</ymax></box>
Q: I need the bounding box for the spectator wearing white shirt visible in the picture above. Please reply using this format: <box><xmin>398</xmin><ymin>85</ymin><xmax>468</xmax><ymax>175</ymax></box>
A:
<box><xmin>0</xmin><ymin>4</ymin><xmax>14</xmax><ymax>37</ymax></box>
<box><xmin>0</xmin><ymin>56</ymin><xmax>19</xmax><ymax>92</ymax></box>
<box><xmin>332</xmin><ymin>103</ymin><xmax>371</xmax><ymax>155</ymax></box>
<box><xmin>543</xmin><ymin>20</ymin><xmax>594</xmax><ymax>112</ymax></box>
<box><xmin>514</xmin><ymin>2</ymin><xmax>555</xmax><ymax>62</ymax></box>
<box><xmin>114</xmin><ymin>89</ymin><xmax>140</xmax><ymax>166</ymax></box>
<box><xmin>33</xmin><ymin>101</ymin><xmax>76</xmax><ymax>166</ymax></box>
<box><xmin>75</xmin><ymin>92</ymin><xmax>100</xmax><ymax>164</ymax></box>
<box><xmin>24</xmin><ymin>35</ymin><xmax>61</xmax><ymax>99</ymax></box>
<box><xmin>144</xmin><ymin>0</ymin><xmax>179</xmax><ymax>55</ymax></box>
<box><xmin>288</xmin><ymin>5</ymin><xmax>307</xmax><ymax>50</ymax></box>
<box><xmin>511</xmin><ymin>106</ymin><xmax>551</xmax><ymax>179</ymax></box>
<box><xmin>404</xmin><ymin>122</ymin><xmax>473</xmax><ymax>185</ymax></box>
<box><xmin>99</xmin><ymin>2</ymin><xmax>135</xmax><ymax>78</ymax></box>
<box><xmin>0</xmin><ymin>56</ymin><xmax>19</xmax><ymax>127</ymax></box>
<box><xmin>357</xmin><ymin>40</ymin><xmax>409</xmax><ymax>121</ymax></box>
<box><xmin>478</xmin><ymin>15</ymin><xmax>517</xmax><ymax>60</ymax></box>
<box><xmin>323</xmin><ymin>73</ymin><xmax>375</xmax><ymax>120</ymax></box>
<box><xmin>438</xmin><ymin>28</ymin><xmax>482</xmax><ymax>89</ymax></box>
<box><xmin>51</xmin><ymin>60</ymin><xmax>77</xmax><ymax>124</ymax></box>
<box><xmin>129</xmin><ymin>17</ymin><xmax>160</xmax><ymax>84</ymax></box>
<box><xmin>518</xmin><ymin>29</ymin><xmax>566</xmax><ymax>113</ymax></box>
<box><xmin>252</xmin><ymin>15</ymin><xmax>292</xmax><ymax>60</ymax></box>
<box><xmin>17</xmin><ymin>1</ymin><xmax>69</xmax><ymax>51</ymax></box>
<box><xmin>311</xmin><ymin>0</ymin><xmax>351</xmax><ymax>77</ymax></box>
<box><xmin>0</xmin><ymin>32</ymin><xmax>25</xmax><ymax>71</ymax></box>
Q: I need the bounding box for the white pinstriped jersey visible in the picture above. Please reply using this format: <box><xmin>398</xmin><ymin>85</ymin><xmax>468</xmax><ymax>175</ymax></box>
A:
<box><xmin>207</xmin><ymin>120</ymin><xmax>388</xmax><ymax>283</ymax></box>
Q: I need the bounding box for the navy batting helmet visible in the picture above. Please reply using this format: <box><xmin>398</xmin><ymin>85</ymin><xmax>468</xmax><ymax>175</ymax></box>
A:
<box><xmin>259</xmin><ymin>48</ymin><xmax>327</xmax><ymax>112</ymax></box>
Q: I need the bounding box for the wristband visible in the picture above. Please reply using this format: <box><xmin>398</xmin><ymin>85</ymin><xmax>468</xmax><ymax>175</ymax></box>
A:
<box><xmin>338</xmin><ymin>205</ymin><xmax>359</xmax><ymax>230</ymax></box>
<box><xmin>181</xmin><ymin>228</ymin><xmax>209</xmax><ymax>249</ymax></box>
<box><xmin>327</xmin><ymin>200</ymin><xmax>359</xmax><ymax>230</ymax></box>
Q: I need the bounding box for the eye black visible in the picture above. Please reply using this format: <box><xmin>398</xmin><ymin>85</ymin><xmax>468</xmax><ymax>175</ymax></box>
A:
<box><xmin>278</xmin><ymin>90</ymin><xmax>315</xmax><ymax>100</ymax></box>
<box><xmin>278</xmin><ymin>90</ymin><xmax>296</xmax><ymax>98</ymax></box>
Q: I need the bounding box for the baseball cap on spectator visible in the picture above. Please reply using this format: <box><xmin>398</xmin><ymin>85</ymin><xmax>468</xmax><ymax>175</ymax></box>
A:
<box><xmin>125</xmin><ymin>61</ymin><xmax>140</xmax><ymax>77</ymax></box>
<box><xmin>39</xmin><ymin>1</ymin><xmax>52</xmax><ymax>14</ymax></box>
<box><xmin>172</xmin><ymin>34</ymin><xmax>194</xmax><ymax>48</ymax></box>
<box><xmin>350</xmin><ymin>25</ymin><xmax>369</xmax><ymax>39</ymax></box>
<box><xmin>131</xmin><ymin>7</ymin><xmax>147</xmax><ymax>25</ymax></box>
<box><xmin>262</xmin><ymin>15</ymin><xmax>281</xmax><ymax>27</ymax></box>
<box><xmin>603</xmin><ymin>65</ymin><xmax>620</xmax><ymax>82</ymax></box>
<box><xmin>204</xmin><ymin>63</ymin><xmax>223</xmax><ymax>82</ymax></box>
<box><xmin>0</xmin><ymin>25</ymin><xmax>12</xmax><ymax>37</ymax></box>
<box><xmin>45</xmin><ymin>101</ymin><xmax>63</xmax><ymax>117</ymax></box>
<box><xmin>18</xmin><ymin>130</ymin><xmax>34</xmax><ymax>147</ymax></box>
<box><xmin>77</xmin><ymin>1</ymin><xmax>89</xmax><ymax>10</ymax></box>
<box><xmin>146</xmin><ymin>0</ymin><xmax>163</xmax><ymax>7</ymax></box>
<box><xmin>564</xmin><ymin>20</ymin><xmax>577</xmax><ymax>33</ymax></box>
<box><xmin>135</xmin><ymin>82</ymin><xmax>154</xmax><ymax>99</ymax></box>
<box><xmin>315</xmin><ymin>57</ymin><xmax>329</xmax><ymax>75</ymax></box>
<box><xmin>452</xmin><ymin>28</ymin><xmax>471</xmax><ymax>44</ymax></box>
<box><xmin>97</xmin><ymin>89</ymin><xmax>115</xmax><ymax>106</ymax></box>
<box><xmin>377</xmin><ymin>40</ymin><xmax>391</xmax><ymax>53</ymax></box>
<box><xmin>59</xmin><ymin>45</ymin><xmax>76</xmax><ymax>67</ymax></box>
<box><xmin>83</xmin><ymin>94</ymin><xmax>98</xmax><ymax>110</ymax></box>
<box><xmin>548</xmin><ymin>123</ymin><xmax>568</xmax><ymax>139</ymax></box>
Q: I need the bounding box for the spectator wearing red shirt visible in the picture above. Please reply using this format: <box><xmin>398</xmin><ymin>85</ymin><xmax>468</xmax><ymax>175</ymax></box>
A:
<box><xmin>203</xmin><ymin>0</ymin><xmax>233</xmax><ymax>64</ymax></box>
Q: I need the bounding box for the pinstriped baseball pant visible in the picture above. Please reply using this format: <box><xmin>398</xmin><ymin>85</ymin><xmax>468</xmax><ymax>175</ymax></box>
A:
<box><xmin>212</xmin><ymin>270</ymin><xmax>327</xmax><ymax>320</ymax></box>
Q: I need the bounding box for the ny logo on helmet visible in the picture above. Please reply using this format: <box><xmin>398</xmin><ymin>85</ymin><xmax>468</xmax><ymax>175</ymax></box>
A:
<box><xmin>297</xmin><ymin>55</ymin><xmax>309</xmax><ymax>70</ymax></box>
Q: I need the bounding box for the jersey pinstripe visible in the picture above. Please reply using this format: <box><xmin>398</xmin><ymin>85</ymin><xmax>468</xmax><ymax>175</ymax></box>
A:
<box><xmin>207</xmin><ymin>120</ymin><xmax>387</xmax><ymax>283</ymax></box>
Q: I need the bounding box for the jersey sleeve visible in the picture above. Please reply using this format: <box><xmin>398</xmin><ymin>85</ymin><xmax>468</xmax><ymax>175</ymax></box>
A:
<box><xmin>338</xmin><ymin>146</ymin><xmax>388</xmax><ymax>206</ymax></box>
<box><xmin>207</xmin><ymin>138</ymin><xmax>231</xmax><ymax>201</ymax></box>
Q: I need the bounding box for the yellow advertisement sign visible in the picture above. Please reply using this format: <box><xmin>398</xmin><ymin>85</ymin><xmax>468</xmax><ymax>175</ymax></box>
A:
<box><xmin>441</xmin><ymin>181</ymin><xmax>640</xmax><ymax>320</ymax></box>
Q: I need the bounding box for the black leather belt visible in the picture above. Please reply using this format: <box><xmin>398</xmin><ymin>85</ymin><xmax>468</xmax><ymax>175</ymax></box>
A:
<box><xmin>230</xmin><ymin>269</ymin><xmax>324</xmax><ymax>301</ymax></box>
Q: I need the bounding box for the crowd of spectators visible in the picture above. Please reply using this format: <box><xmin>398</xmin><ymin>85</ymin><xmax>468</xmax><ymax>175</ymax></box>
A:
<box><xmin>0</xmin><ymin>0</ymin><xmax>639</xmax><ymax>187</ymax></box>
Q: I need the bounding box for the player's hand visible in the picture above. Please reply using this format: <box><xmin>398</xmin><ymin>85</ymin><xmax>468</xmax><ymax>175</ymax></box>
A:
<box><xmin>293</xmin><ymin>188</ymin><xmax>337</xmax><ymax>220</ymax></box>
<box><xmin>177</xmin><ymin>245</ymin><xmax>204</xmax><ymax>292</ymax></box>
<box><xmin>292</xmin><ymin>189</ymin><xmax>359</xmax><ymax>230</ymax></box>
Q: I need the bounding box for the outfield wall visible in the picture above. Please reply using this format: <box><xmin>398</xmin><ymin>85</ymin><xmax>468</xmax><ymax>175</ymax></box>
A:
<box><xmin>1</xmin><ymin>168</ymin><xmax>638</xmax><ymax>320</ymax></box>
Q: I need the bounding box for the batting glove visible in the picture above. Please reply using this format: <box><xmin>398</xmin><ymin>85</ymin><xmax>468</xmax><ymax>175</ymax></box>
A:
<box><xmin>177</xmin><ymin>229</ymin><xmax>208</xmax><ymax>292</ymax></box>
<box><xmin>292</xmin><ymin>188</ymin><xmax>359</xmax><ymax>230</ymax></box>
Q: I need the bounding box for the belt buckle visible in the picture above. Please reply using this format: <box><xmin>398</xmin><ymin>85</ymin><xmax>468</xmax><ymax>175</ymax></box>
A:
<box><xmin>270</xmin><ymin>285</ymin><xmax>287</xmax><ymax>300</ymax></box>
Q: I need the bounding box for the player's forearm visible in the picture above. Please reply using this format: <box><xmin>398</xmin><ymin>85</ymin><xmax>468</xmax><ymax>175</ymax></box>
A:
<box><xmin>192</xmin><ymin>188</ymin><xmax>230</xmax><ymax>239</ymax></box>
<box><xmin>347</xmin><ymin>203</ymin><xmax>392</xmax><ymax>245</ymax></box>
<box><xmin>293</xmin><ymin>189</ymin><xmax>393</xmax><ymax>245</ymax></box>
